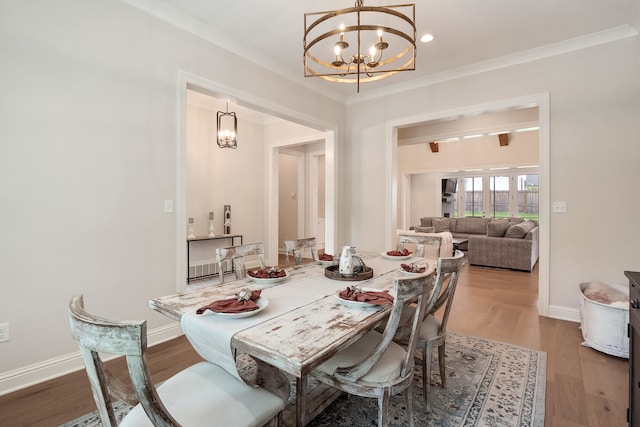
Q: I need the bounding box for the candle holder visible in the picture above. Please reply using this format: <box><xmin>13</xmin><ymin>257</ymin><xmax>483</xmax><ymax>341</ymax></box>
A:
<box><xmin>224</xmin><ymin>205</ymin><xmax>231</xmax><ymax>234</ymax></box>
<box><xmin>187</xmin><ymin>217</ymin><xmax>195</xmax><ymax>239</ymax></box>
<box><xmin>208</xmin><ymin>212</ymin><xmax>215</xmax><ymax>237</ymax></box>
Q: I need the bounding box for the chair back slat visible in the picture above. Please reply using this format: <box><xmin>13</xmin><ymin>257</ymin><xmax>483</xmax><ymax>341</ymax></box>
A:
<box><xmin>431</xmin><ymin>250</ymin><xmax>465</xmax><ymax>333</ymax></box>
<box><xmin>283</xmin><ymin>237</ymin><xmax>318</xmax><ymax>266</ymax></box>
<box><xmin>334</xmin><ymin>273</ymin><xmax>440</xmax><ymax>382</ymax></box>
<box><xmin>397</xmin><ymin>234</ymin><xmax>442</xmax><ymax>259</ymax></box>
<box><xmin>216</xmin><ymin>242</ymin><xmax>266</xmax><ymax>283</ymax></box>
<box><xmin>68</xmin><ymin>295</ymin><xmax>180</xmax><ymax>427</ymax></box>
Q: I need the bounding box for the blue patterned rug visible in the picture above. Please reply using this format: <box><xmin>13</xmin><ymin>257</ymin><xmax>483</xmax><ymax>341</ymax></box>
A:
<box><xmin>61</xmin><ymin>332</ymin><xmax>546</xmax><ymax>427</ymax></box>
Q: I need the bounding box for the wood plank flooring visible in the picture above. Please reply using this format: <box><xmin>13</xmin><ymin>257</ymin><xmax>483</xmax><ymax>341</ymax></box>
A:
<box><xmin>0</xmin><ymin>256</ymin><xmax>629</xmax><ymax>427</ymax></box>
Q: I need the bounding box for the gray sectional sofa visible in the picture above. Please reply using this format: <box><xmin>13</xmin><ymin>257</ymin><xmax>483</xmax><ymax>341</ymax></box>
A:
<box><xmin>412</xmin><ymin>216</ymin><xmax>539</xmax><ymax>271</ymax></box>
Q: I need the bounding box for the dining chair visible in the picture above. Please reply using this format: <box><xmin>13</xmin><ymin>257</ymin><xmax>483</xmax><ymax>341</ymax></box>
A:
<box><xmin>68</xmin><ymin>295</ymin><xmax>285</xmax><ymax>427</ymax></box>
<box><xmin>216</xmin><ymin>242</ymin><xmax>266</xmax><ymax>283</ymax></box>
<box><xmin>309</xmin><ymin>273</ymin><xmax>441</xmax><ymax>427</ymax></box>
<box><xmin>397</xmin><ymin>234</ymin><xmax>442</xmax><ymax>259</ymax></box>
<box><xmin>394</xmin><ymin>249</ymin><xmax>465</xmax><ymax>412</ymax></box>
<box><xmin>283</xmin><ymin>237</ymin><xmax>318</xmax><ymax>266</ymax></box>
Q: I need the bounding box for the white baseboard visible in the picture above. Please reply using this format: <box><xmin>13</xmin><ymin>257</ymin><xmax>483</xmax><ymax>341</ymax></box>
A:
<box><xmin>0</xmin><ymin>323</ymin><xmax>183</xmax><ymax>396</ymax></box>
<box><xmin>548</xmin><ymin>305</ymin><xmax>581</xmax><ymax>323</ymax></box>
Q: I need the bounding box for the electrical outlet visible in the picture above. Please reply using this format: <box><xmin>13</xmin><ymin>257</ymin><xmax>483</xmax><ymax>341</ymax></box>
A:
<box><xmin>0</xmin><ymin>323</ymin><xmax>9</xmax><ymax>343</ymax></box>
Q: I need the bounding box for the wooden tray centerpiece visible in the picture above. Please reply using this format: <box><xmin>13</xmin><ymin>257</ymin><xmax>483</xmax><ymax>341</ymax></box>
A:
<box><xmin>324</xmin><ymin>265</ymin><xmax>374</xmax><ymax>281</ymax></box>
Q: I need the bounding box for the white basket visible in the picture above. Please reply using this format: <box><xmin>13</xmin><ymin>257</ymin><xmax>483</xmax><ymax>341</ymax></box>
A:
<box><xmin>579</xmin><ymin>282</ymin><xmax>629</xmax><ymax>358</ymax></box>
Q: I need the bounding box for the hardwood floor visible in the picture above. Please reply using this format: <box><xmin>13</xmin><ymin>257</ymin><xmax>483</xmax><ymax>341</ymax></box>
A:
<box><xmin>0</xmin><ymin>256</ymin><xmax>629</xmax><ymax>426</ymax></box>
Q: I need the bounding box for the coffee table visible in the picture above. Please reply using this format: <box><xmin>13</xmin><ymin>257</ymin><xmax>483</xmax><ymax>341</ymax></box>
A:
<box><xmin>452</xmin><ymin>237</ymin><xmax>468</xmax><ymax>252</ymax></box>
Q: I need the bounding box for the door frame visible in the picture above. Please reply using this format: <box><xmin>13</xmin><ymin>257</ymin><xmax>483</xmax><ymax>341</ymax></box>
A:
<box><xmin>387</xmin><ymin>93</ymin><xmax>550</xmax><ymax>316</ymax></box>
<box><xmin>175</xmin><ymin>71</ymin><xmax>338</xmax><ymax>287</ymax></box>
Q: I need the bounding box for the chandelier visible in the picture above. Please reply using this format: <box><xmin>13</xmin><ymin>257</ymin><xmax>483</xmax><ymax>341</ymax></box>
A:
<box><xmin>217</xmin><ymin>101</ymin><xmax>237</xmax><ymax>149</ymax></box>
<box><xmin>304</xmin><ymin>0</ymin><xmax>416</xmax><ymax>93</ymax></box>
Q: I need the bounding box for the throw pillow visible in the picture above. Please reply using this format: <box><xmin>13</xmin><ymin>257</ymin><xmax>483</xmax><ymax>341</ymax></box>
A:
<box><xmin>487</xmin><ymin>221</ymin><xmax>510</xmax><ymax>237</ymax></box>
<box><xmin>420</xmin><ymin>217</ymin><xmax>433</xmax><ymax>227</ymax></box>
<box><xmin>432</xmin><ymin>217</ymin><xmax>450</xmax><ymax>233</ymax></box>
<box><xmin>415</xmin><ymin>226</ymin><xmax>436</xmax><ymax>233</ymax></box>
<box><xmin>504</xmin><ymin>221</ymin><xmax>536</xmax><ymax>239</ymax></box>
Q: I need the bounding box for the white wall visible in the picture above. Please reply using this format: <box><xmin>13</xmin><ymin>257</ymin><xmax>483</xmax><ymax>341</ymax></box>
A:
<box><xmin>0</xmin><ymin>1</ymin><xmax>345</xmax><ymax>393</ymax></box>
<box><xmin>346</xmin><ymin>36</ymin><xmax>640</xmax><ymax>318</ymax></box>
<box><xmin>186</xmin><ymin>101</ymin><xmax>265</xmax><ymax>242</ymax></box>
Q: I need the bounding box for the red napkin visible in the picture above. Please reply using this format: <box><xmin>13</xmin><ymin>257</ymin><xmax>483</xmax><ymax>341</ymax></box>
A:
<box><xmin>401</xmin><ymin>263</ymin><xmax>426</xmax><ymax>273</ymax></box>
<box><xmin>338</xmin><ymin>288</ymin><xmax>394</xmax><ymax>305</ymax></box>
<box><xmin>196</xmin><ymin>290</ymin><xmax>262</xmax><ymax>314</ymax></box>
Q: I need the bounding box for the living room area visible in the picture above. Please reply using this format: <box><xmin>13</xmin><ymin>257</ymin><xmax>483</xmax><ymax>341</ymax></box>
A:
<box><xmin>395</xmin><ymin>104</ymin><xmax>540</xmax><ymax>270</ymax></box>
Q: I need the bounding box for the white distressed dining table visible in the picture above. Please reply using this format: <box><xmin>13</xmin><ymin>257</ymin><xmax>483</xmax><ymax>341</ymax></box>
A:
<box><xmin>147</xmin><ymin>251</ymin><xmax>435</xmax><ymax>426</ymax></box>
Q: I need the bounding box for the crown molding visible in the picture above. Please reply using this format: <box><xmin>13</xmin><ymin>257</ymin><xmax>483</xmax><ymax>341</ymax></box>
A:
<box><xmin>122</xmin><ymin>1</ymin><xmax>637</xmax><ymax>107</ymax></box>
<box><xmin>346</xmin><ymin>24</ymin><xmax>639</xmax><ymax>105</ymax></box>
<box><xmin>121</xmin><ymin>0</ymin><xmax>348</xmax><ymax>103</ymax></box>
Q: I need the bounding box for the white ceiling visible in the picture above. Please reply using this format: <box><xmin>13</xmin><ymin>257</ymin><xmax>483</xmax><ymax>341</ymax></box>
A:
<box><xmin>124</xmin><ymin>0</ymin><xmax>639</xmax><ymax>102</ymax></box>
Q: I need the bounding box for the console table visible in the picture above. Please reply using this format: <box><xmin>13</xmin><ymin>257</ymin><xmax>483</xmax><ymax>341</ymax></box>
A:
<box><xmin>187</xmin><ymin>234</ymin><xmax>243</xmax><ymax>283</ymax></box>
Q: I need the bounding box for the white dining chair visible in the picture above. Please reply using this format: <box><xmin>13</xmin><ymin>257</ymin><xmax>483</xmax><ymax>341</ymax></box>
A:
<box><xmin>308</xmin><ymin>273</ymin><xmax>441</xmax><ymax>427</ymax></box>
<box><xmin>397</xmin><ymin>234</ymin><xmax>442</xmax><ymax>259</ymax></box>
<box><xmin>68</xmin><ymin>295</ymin><xmax>285</xmax><ymax>427</ymax></box>
<box><xmin>394</xmin><ymin>249</ymin><xmax>465</xmax><ymax>413</ymax></box>
<box><xmin>216</xmin><ymin>242</ymin><xmax>266</xmax><ymax>283</ymax></box>
<box><xmin>283</xmin><ymin>237</ymin><xmax>318</xmax><ymax>266</ymax></box>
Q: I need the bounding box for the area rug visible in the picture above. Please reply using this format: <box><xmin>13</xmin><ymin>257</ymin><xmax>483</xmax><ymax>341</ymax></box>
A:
<box><xmin>61</xmin><ymin>331</ymin><xmax>546</xmax><ymax>427</ymax></box>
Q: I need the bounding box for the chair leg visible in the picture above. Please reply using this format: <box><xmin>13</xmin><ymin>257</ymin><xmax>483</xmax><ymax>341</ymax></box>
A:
<box><xmin>404</xmin><ymin>383</ymin><xmax>415</xmax><ymax>427</ymax></box>
<box><xmin>424</xmin><ymin>341</ymin><xmax>434</xmax><ymax>413</ymax></box>
<box><xmin>378</xmin><ymin>388</ymin><xmax>391</xmax><ymax>427</ymax></box>
<box><xmin>438</xmin><ymin>342</ymin><xmax>447</xmax><ymax>387</ymax></box>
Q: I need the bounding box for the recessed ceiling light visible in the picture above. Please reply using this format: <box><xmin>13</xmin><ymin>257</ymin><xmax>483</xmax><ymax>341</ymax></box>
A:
<box><xmin>420</xmin><ymin>33</ymin><xmax>434</xmax><ymax>43</ymax></box>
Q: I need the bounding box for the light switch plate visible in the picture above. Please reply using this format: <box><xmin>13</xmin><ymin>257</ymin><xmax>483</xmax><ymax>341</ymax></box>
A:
<box><xmin>164</xmin><ymin>200</ymin><xmax>174</xmax><ymax>213</ymax></box>
<box><xmin>552</xmin><ymin>201</ymin><xmax>567</xmax><ymax>213</ymax></box>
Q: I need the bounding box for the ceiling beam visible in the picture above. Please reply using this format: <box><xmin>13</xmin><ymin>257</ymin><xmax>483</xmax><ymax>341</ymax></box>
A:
<box><xmin>429</xmin><ymin>142</ymin><xmax>439</xmax><ymax>153</ymax></box>
<box><xmin>498</xmin><ymin>133</ymin><xmax>509</xmax><ymax>146</ymax></box>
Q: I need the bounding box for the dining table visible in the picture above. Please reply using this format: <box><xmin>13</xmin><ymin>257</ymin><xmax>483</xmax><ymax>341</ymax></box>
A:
<box><xmin>148</xmin><ymin>251</ymin><xmax>436</xmax><ymax>426</ymax></box>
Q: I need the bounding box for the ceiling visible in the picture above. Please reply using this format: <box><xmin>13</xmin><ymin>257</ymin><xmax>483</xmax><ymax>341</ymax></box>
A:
<box><xmin>124</xmin><ymin>0</ymin><xmax>639</xmax><ymax>102</ymax></box>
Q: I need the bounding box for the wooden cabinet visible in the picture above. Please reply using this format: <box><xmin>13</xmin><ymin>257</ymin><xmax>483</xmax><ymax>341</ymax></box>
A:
<box><xmin>627</xmin><ymin>271</ymin><xmax>640</xmax><ymax>426</ymax></box>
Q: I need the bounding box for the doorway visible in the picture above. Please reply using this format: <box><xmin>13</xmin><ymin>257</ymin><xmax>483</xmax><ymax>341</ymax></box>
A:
<box><xmin>387</xmin><ymin>93</ymin><xmax>550</xmax><ymax>315</ymax></box>
<box><xmin>177</xmin><ymin>72</ymin><xmax>337</xmax><ymax>288</ymax></box>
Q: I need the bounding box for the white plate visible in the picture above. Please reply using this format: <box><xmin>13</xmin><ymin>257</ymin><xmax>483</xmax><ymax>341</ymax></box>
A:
<box><xmin>248</xmin><ymin>270</ymin><xmax>288</xmax><ymax>285</ymax></box>
<box><xmin>398</xmin><ymin>263</ymin><xmax>429</xmax><ymax>276</ymax></box>
<box><xmin>334</xmin><ymin>287</ymin><xmax>389</xmax><ymax>309</ymax></box>
<box><xmin>398</xmin><ymin>264</ymin><xmax>429</xmax><ymax>275</ymax></box>
<box><xmin>381</xmin><ymin>252</ymin><xmax>412</xmax><ymax>261</ymax></box>
<box><xmin>212</xmin><ymin>297</ymin><xmax>269</xmax><ymax>318</ymax></box>
<box><xmin>317</xmin><ymin>258</ymin><xmax>339</xmax><ymax>266</ymax></box>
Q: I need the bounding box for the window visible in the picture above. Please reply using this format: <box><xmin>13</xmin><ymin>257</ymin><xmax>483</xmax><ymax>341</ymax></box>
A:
<box><xmin>517</xmin><ymin>174</ymin><xmax>539</xmax><ymax>220</ymax></box>
<box><xmin>489</xmin><ymin>176</ymin><xmax>510</xmax><ymax>218</ymax></box>
<box><xmin>447</xmin><ymin>170</ymin><xmax>539</xmax><ymax>219</ymax></box>
<box><xmin>463</xmin><ymin>177</ymin><xmax>483</xmax><ymax>217</ymax></box>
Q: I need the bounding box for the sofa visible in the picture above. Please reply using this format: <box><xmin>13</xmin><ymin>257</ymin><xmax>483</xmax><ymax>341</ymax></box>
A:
<box><xmin>409</xmin><ymin>216</ymin><xmax>539</xmax><ymax>272</ymax></box>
